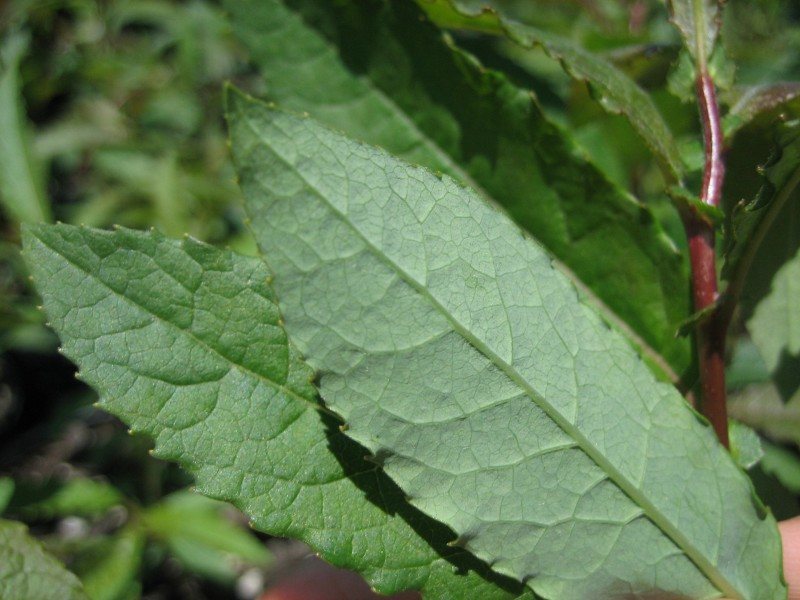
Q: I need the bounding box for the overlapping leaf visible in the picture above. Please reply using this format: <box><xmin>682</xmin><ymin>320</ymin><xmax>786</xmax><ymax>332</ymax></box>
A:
<box><xmin>228</xmin><ymin>90</ymin><xmax>785</xmax><ymax>600</ymax></box>
<box><xmin>22</xmin><ymin>223</ymin><xmax>531</xmax><ymax>600</ymax></box>
<box><xmin>416</xmin><ymin>0</ymin><xmax>684</xmax><ymax>183</ymax></box>
<box><xmin>0</xmin><ymin>518</ymin><xmax>87</xmax><ymax>600</ymax></box>
<box><xmin>226</xmin><ymin>0</ymin><xmax>690</xmax><ymax>377</ymax></box>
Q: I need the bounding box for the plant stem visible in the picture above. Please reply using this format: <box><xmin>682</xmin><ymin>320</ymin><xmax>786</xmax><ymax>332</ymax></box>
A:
<box><xmin>688</xmin><ymin>71</ymin><xmax>729</xmax><ymax>448</ymax></box>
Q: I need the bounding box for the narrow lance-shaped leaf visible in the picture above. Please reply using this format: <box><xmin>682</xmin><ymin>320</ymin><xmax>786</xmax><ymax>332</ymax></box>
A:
<box><xmin>226</xmin><ymin>0</ymin><xmax>690</xmax><ymax>378</ymax></box>
<box><xmin>0</xmin><ymin>518</ymin><xmax>88</xmax><ymax>600</ymax></box>
<box><xmin>417</xmin><ymin>0</ymin><xmax>685</xmax><ymax>183</ymax></box>
<box><xmin>228</xmin><ymin>90</ymin><xmax>785</xmax><ymax>600</ymax></box>
<box><xmin>22</xmin><ymin>223</ymin><xmax>533</xmax><ymax>600</ymax></box>
<box><xmin>0</xmin><ymin>31</ymin><xmax>51</xmax><ymax>224</ymax></box>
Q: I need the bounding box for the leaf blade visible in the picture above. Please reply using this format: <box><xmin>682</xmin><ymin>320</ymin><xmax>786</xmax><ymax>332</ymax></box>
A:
<box><xmin>226</xmin><ymin>0</ymin><xmax>691</xmax><ymax>377</ymax></box>
<box><xmin>0</xmin><ymin>518</ymin><xmax>88</xmax><ymax>600</ymax></box>
<box><xmin>228</xmin><ymin>90</ymin><xmax>785</xmax><ymax>600</ymax></box>
<box><xmin>22</xmin><ymin>223</ymin><xmax>532</xmax><ymax>600</ymax></box>
<box><xmin>418</xmin><ymin>0</ymin><xmax>685</xmax><ymax>182</ymax></box>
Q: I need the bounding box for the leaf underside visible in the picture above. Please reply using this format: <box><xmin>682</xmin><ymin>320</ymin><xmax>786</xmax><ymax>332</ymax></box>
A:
<box><xmin>228</xmin><ymin>89</ymin><xmax>784</xmax><ymax>600</ymax></box>
<box><xmin>22</xmin><ymin>223</ymin><xmax>532</xmax><ymax>599</ymax></box>
<box><xmin>225</xmin><ymin>0</ymin><xmax>690</xmax><ymax>377</ymax></box>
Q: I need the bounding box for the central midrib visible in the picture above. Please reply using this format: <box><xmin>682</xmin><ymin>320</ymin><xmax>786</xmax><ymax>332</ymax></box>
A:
<box><xmin>244</xmin><ymin>111</ymin><xmax>740</xmax><ymax>600</ymax></box>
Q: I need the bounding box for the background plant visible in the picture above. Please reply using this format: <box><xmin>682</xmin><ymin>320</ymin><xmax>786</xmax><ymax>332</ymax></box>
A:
<box><xmin>2</xmin><ymin>0</ymin><xmax>800</xmax><ymax>598</ymax></box>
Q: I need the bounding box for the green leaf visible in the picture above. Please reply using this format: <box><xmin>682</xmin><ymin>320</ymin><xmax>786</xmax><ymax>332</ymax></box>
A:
<box><xmin>731</xmin><ymin>384</ymin><xmax>800</xmax><ymax>449</ymax></box>
<box><xmin>0</xmin><ymin>30</ymin><xmax>51</xmax><ymax>224</ymax></box>
<box><xmin>143</xmin><ymin>490</ymin><xmax>270</xmax><ymax>584</ymax></box>
<box><xmin>22</xmin><ymin>223</ymin><xmax>531</xmax><ymax>600</ymax></box>
<box><xmin>722</xmin><ymin>123</ymin><xmax>800</xmax><ymax>310</ymax></box>
<box><xmin>0</xmin><ymin>478</ymin><xmax>14</xmax><ymax>514</ymax></box>
<box><xmin>748</xmin><ymin>246</ymin><xmax>800</xmax><ymax>373</ymax></box>
<box><xmin>0</xmin><ymin>518</ymin><xmax>88</xmax><ymax>600</ymax></box>
<box><xmin>74</xmin><ymin>527</ymin><xmax>145</xmax><ymax>600</ymax></box>
<box><xmin>761</xmin><ymin>441</ymin><xmax>800</xmax><ymax>493</ymax></box>
<box><xmin>728</xmin><ymin>420</ymin><xmax>764</xmax><ymax>471</ymax></box>
<box><xmin>228</xmin><ymin>90</ymin><xmax>784</xmax><ymax>600</ymax></box>
<box><xmin>665</xmin><ymin>0</ymin><xmax>722</xmax><ymax>70</ymax></box>
<box><xmin>9</xmin><ymin>478</ymin><xmax>124</xmax><ymax>520</ymax></box>
<box><xmin>226</xmin><ymin>0</ymin><xmax>690</xmax><ymax>378</ymax></box>
<box><xmin>723</xmin><ymin>82</ymin><xmax>800</xmax><ymax>139</ymax></box>
<box><xmin>417</xmin><ymin>0</ymin><xmax>684</xmax><ymax>183</ymax></box>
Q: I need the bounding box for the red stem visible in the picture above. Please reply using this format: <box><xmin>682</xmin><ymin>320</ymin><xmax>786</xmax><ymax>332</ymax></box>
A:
<box><xmin>687</xmin><ymin>71</ymin><xmax>729</xmax><ymax>448</ymax></box>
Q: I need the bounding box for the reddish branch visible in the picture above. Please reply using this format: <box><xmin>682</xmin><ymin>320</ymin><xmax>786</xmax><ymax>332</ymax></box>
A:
<box><xmin>686</xmin><ymin>71</ymin><xmax>729</xmax><ymax>447</ymax></box>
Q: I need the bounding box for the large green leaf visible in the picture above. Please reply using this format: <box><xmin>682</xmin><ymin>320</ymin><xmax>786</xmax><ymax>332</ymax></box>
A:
<box><xmin>0</xmin><ymin>30</ymin><xmax>51</xmax><ymax>224</ymax></box>
<box><xmin>228</xmin><ymin>90</ymin><xmax>784</xmax><ymax>600</ymax></box>
<box><xmin>417</xmin><ymin>0</ymin><xmax>684</xmax><ymax>183</ymax></box>
<box><xmin>0</xmin><ymin>518</ymin><xmax>88</xmax><ymax>600</ymax></box>
<box><xmin>22</xmin><ymin>223</ymin><xmax>531</xmax><ymax>600</ymax></box>
<box><xmin>226</xmin><ymin>0</ymin><xmax>690</xmax><ymax>378</ymax></box>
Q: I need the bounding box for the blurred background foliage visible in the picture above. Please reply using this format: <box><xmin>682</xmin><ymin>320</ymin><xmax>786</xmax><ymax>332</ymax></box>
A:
<box><xmin>0</xmin><ymin>0</ymin><xmax>799</xmax><ymax>598</ymax></box>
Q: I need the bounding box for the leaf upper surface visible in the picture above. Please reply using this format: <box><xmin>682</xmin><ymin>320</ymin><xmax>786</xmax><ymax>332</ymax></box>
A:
<box><xmin>0</xmin><ymin>518</ymin><xmax>88</xmax><ymax>600</ymax></box>
<box><xmin>226</xmin><ymin>0</ymin><xmax>690</xmax><ymax>377</ymax></box>
<box><xmin>228</xmin><ymin>90</ymin><xmax>785</xmax><ymax>600</ymax></box>
<box><xmin>22</xmin><ymin>223</ymin><xmax>532</xmax><ymax>600</ymax></box>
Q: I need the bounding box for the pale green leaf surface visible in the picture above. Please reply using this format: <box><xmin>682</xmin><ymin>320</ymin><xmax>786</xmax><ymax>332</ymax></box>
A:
<box><xmin>0</xmin><ymin>518</ymin><xmax>88</xmax><ymax>600</ymax></box>
<box><xmin>226</xmin><ymin>0</ymin><xmax>690</xmax><ymax>378</ymax></box>
<box><xmin>731</xmin><ymin>385</ymin><xmax>800</xmax><ymax>449</ymax></box>
<box><xmin>419</xmin><ymin>0</ymin><xmax>684</xmax><ymax>183</ymax></box>
<box><xmin>22</xmin><ymin>223</ymin><xmax>531</xmax><ymax>600</ymax></box>
<box><xmin>228</xmin><ymin>90</ymin><xmax>785</xmax><ymax>600</ymax></box>
<box><xmin>728</xmin><ymin>421</ymin><xmax>764</xmax><ymax>471</ymax></box>
<box><xmin>749</xmin><ymin>246</ymin><xmax>800</xmax><ymax>373</ymax></box>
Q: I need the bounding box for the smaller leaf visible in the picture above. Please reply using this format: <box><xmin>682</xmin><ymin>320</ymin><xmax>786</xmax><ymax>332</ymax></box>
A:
<box><xmin>74</xmin><ymin>527</ymin><xmax>145</xmax><ymax>600</ymax></box>
<box><xmin>730</xmin><ymin>384</ymin><xmax>800</xmax><ymax>448</ymax></box>
<box><xmin>724</xmin><ymin>82</ymin><xmax>800</xmax><ymax>139</ymax></box>
<box><xmin>0</xmin><ymin>478</ymin><xmax>14</xmax><ymax>514</ymax></box>
<box><xmin>761</xmin><ymin>440</ymin><xmax>800</xmax><ymax>493</ymax></box>
<box><xmin>0</xmin><ymin>518</ymin><xmax>88</xmax><ymax>600</ymax></box>
<box><xmin>748</xmin><ymin>245</ymin><xmax>800</xmax><ymax>373</ymax></box>
<box><xmin>665</xmin><ymin>0</ymin><xmax>722</xmax><ymax>69</ymax></box>
<box><xmin>728</xmin><ymin>420</ymin><xmax>764</xmax><ymax>470</ymax></box>
<box><xmin>143</xmin><ymin>490</ymin><xmax>271</xmax><ymax>583</ymax></box>
<box><xmin>420</xmin><ymin>0</ymin><xmax>685</xmax><ymax>183</ymax></box>
<box><xmin>9</xmin><ymin>478</ymin><xmax>124</xmax><ymax>520</ymax></box>
<box><xmin>0</xmin><ymin>30</ymin><xmax>51</xmax><ymax>224</ymax></box>
<box><xmin>722</xmin><ymin>122</ymin><xmax>800</xmax><ymax>286</ymax></box>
